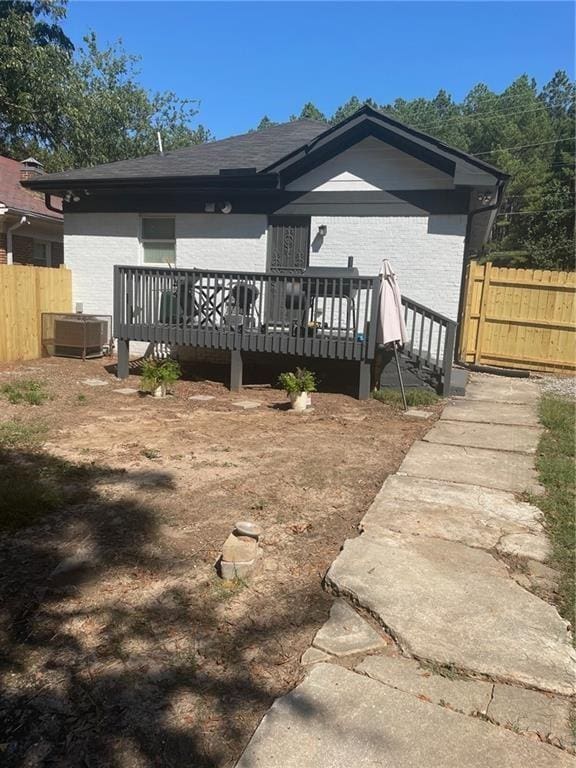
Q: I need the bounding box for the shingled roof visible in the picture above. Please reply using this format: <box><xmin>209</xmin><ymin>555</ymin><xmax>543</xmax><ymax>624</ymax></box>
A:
<box><xmin>24</xmin><ymin>120</ymin><xmax>328</xmax><ymax>185</ymax></box>
<box><xmin>23</xmin><ymin>106</ymin><xmax>508</xmax><ymax>192</ymax></box>
<box><xmin>0</xmin><ymin>156</ymin><xmax>62</xmax><ymax>219</ymax></box>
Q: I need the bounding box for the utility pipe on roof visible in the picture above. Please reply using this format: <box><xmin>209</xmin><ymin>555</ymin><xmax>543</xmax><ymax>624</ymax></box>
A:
<box><xmin>6</xmin><ymin>215</ymin><xmax>29</xmax><ymax>264</ymax></box>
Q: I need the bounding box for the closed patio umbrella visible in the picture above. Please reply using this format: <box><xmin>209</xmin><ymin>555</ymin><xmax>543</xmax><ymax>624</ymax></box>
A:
<box><xmin>377</xmin><ymin>260</ymin><xmax>408</xmax><ymax>410</ymax></box>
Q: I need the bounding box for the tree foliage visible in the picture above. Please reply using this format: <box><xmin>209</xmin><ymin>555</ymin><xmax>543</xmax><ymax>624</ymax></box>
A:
<box><xmin>255</xmin><ymin>74</ymin><xmax>575</xmax><ymax>269</ymax></box>
<box><xmin>1</xmin><ymin>2</ymin><xmax>573</xmax><ymax>270</ymax></box>
<box><xmin>0</xmin><ymin>0</ymin><xmax>210</xmax><ymax>170</ymax></box>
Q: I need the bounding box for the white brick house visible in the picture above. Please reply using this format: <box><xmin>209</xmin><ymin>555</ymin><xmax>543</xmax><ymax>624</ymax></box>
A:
<box><xmin>25</xmin><ymin>106</ymin><xmax>507</xmax><ymax>396</ymax></box>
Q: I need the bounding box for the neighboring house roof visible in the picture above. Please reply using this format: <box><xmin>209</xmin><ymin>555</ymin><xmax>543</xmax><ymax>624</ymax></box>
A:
<box><xmin>0</xmin><ymin>156</ymin><xmax>63</xmax><ymax>220</ymax></box>
<box><xmin>23</xmin><ymin>106</ymin><xmax>508</xmax><ymax>193</ymax></box>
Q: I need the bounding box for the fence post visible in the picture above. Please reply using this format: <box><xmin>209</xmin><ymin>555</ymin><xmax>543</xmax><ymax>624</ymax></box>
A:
<box><xmin>474</xmin><ymin>261</ymin><xmax>492</xmax><ymax>364</ymax></box>
<box><xmin>442</xmin><ymin>321</ymin><xmax>457</xmax><ymax>396</ymax></box>
<box><xmin>457</xmin><ymin>261</ymin><xmax>472</xmax><ymax>363</ymax></box>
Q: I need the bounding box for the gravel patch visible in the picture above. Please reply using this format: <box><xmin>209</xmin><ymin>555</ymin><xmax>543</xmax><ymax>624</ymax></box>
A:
<box><xmin>535</xmin><ymin>375</ymin><xmax>576</xmax><ymax>399</ymax></box>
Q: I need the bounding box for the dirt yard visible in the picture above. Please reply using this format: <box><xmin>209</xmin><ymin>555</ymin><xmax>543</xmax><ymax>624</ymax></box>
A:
<box><xmin>0</xmin><ymin>356</ymin><xmax>439</xmax><ymax>768</ymax></box>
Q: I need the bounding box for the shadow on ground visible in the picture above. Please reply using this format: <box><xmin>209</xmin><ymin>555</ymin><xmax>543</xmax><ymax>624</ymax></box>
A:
<box><xmin>0</xmin><ymin>446</ymin><xmax>323</xmax><ymax>767</ymax></box>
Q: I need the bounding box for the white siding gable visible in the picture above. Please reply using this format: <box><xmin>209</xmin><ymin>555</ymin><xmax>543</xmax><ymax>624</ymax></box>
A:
<box><xmin>286</xmin><ymin>136</ymin><xmax>454</xmax><ymax>192</ymax></box>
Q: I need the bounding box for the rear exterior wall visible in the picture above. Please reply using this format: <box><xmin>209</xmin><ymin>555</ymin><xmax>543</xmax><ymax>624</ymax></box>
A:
<box><xmin>64</xmin><ymin>212</ymin><xmax>466</xmax><ymax>322</ymax></box>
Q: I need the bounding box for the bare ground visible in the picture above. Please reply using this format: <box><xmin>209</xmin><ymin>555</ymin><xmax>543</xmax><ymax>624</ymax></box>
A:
<box><xmin>0</xmin><ymin>356</ymin><xmax>438</xmax><ymax>768</ymax></box>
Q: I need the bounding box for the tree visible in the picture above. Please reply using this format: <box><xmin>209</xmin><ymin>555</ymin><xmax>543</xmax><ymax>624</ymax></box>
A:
<box><xmin>0</xmin><ymin>1</ymin><xmax>73</xmax><ymax>49</ymax></box>
<box><xmin>0</xmin><ymin>1</ymin><xmax>73</xmax><ymax>157</ymax></box>
<box><xmin>383</xmin><ymin>89</ymin><xmax>468</xmax><ymax>148</ymax></box>
<box><xmin>290</xmin><ymin>102</ymin><xmax>328</xmax><ymax>122</ymax></box>
<box><xmin>254</xmin><ymin>115</ymin><xmax>277</xmax><ymax>131</ymax></box>
<box><xmin>0</xmin><ymin>1</ymin><xmax>210</xmax><ymax>169</ymax></box>
<box><xmin>522</xmin><ymin>179</ymin><xmax>575</xmax><ymax>269</ymax></box>
<box><xmin>331</xmin><ymin>96</ymin><xmax>378</xmax><ymax>124</ymax></box>
<box><xmin>321</xmin><ymin>74</ymin><xmax>575</xmax><ymax>269</ymax></box>
<box><xmin>45</xmin><ymin>33</ymin><xmax>209</xmax><ymax>170</ymax></box>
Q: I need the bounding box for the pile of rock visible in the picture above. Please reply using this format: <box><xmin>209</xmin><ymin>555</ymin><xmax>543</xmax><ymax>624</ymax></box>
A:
<box><xmin>218</xmin><ymin>521</ymin><xmax>262</xmax><ymax>580</ymax></box>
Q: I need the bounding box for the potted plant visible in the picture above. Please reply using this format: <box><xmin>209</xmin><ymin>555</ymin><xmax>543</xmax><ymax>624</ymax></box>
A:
<box><xmin>140</xmin><ymin>358</ymin><xmax>181</xmax><ymax>398</ymax></box>
<box><xmin>278</xmin><ymin>367</ymin><xmax>317</xmax><ymax>412</ymax></box>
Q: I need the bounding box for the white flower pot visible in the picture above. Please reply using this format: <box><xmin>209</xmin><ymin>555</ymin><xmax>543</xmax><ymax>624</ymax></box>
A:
<box><xmin>290</xmin><ymin>392</ymin><xmax>309</xmax><ymax>412</ymax></box>
<box><xmin>152</xmin><ymin>384</ymin><xmax>166</xmax><ymax>398</ymax></box>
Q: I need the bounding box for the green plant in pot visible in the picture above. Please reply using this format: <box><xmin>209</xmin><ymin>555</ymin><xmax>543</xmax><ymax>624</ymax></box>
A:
<box><xmin>278</xmin><ymin>367</ymin><xmax>317</xmax><ymax>412</ymax></box>
<box><xmin>140</xmin><ymin>359</ymin><xmax>181</xmax><ymax>398</ymax></box>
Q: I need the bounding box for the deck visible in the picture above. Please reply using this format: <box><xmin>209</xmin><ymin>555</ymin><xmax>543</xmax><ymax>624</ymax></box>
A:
<box><xmin>113</xmin><ymin>265</ymin><xmax>457</xmax><ymax>398</ymax></box>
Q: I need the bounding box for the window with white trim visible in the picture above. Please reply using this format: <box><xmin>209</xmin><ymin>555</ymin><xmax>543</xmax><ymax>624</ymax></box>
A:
<box><xmin>141</xmin><ymin>217</ymin><xmax>176</xmax><ymax>265</ymax></box>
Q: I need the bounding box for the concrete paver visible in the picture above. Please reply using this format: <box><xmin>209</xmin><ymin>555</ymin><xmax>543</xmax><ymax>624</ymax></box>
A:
<box><xmin>326</xmin><ymin>533</ymin><xmax>576</xmax><ymax>695</ymax></box>
<box><xmin>301</xmin><ymin>647</ymin><xmax>330</xmax><ymax>665</ymax></box>
<box><xmin>356</xmin><ymin>655</ymin><xmax>493</xmax><ymax>715</ymax></box>
<box><xmin>312</xmin><ymin>599</ymin><xmax>387</xmax><ymax>657</ymax></box>
<box><xmin>488</xmin><ymin>683</ymin><xmax>575</xmax><ymax>749</ymax></box>
<box><xmin>441</xmin><ymin>399</ymin><xmax>540</xmax><ymax>426</ymax></box>
<box><xmin>497</xmin><ymin>532</ymin><xmax>552</xmax><ymax>563</ymax></box>
<box><xmin>236</xmin><ymin>664</ymin><xmax>574</xmax><ymax>768</ymax></box>
<box><xmin>399</xmin><ymin>441</ymin><xmax>542</xmax><ymax>494</ymax></box>
<box><xmin>360</xmin><ymin>475</ymin><xmax>543</xmax><ymax>548</ymax></box>
<box><xmin>465</xmin><ymin>377</ymin><xmax>541</xmax><ymax>405</ymax></box>
<box><xmin>80</xmin><ymin>378</ymin><xmax>108</xmax><ymax>387</ymax></box>
<box><xmin>425</xmin><ymin>420</ymin><xmax>542</xmax><ymax>454</ymax></box>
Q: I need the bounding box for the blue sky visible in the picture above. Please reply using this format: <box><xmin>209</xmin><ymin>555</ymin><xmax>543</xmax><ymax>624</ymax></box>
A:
<box><xmin>64</xmin><ymin>1</ymin><xmax>575</xmax><ymax>138</ymax></box>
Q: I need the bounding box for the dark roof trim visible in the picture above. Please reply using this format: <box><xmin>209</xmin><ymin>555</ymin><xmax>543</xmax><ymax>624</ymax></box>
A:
<box><xmin>24</xmin><ymin>173</ymin><xmax>280</xmax><ymax>194</ymax></box>
<box><xmin>263</xmin><ymin>105</ymin><xmax>509</xmax><ymax>181</ymax></box>
<box><xmin>63</xmin><ymin>188</ymin><xmax>471</xmax><ymax>216</ymax></box>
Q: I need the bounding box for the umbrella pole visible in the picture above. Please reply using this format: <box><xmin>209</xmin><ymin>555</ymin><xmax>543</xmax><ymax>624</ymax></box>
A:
<box><xmin>393</xmin><ymin>343</ymin><xmax>408</xmax><ymax>411</ymax></box>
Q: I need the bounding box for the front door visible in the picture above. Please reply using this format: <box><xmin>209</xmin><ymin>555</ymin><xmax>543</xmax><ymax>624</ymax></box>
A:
<box><xmin>266</xmin><ymin>216</ymin><xmax>311</xmax><ymax>326</ymax></box>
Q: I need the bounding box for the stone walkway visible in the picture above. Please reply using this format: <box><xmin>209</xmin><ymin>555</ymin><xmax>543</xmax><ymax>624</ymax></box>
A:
<box><xmin>235</xmin><ymin>374</ymin><xmax>576</xmax><ymax>767</ymax></box>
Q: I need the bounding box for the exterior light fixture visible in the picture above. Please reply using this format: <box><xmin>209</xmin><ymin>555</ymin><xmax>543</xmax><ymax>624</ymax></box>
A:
<box><xmin>318</xmin><ymin>224</ymin><xmax>327</xmax><ymax>236</ymax></box>
<box><xmin>477</xmin><ymin>192</ymin><xmax>493</xmax><ymax>205</ymax></box>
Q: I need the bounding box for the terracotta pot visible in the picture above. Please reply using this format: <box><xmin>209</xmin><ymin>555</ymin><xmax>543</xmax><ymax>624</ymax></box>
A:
<box><xmin>289</xmin><ymin>391</ymin><xmax>309</xmax><ymax>412</ymax></box>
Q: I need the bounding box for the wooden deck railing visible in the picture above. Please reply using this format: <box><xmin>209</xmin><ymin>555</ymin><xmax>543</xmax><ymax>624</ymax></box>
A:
<box><xmin>114</xmin><ymin>265</ymin><xmax>457</xmax><ymax>396</ymax></box>
<box><xmin>402</xmin><ymin>296</ymin><xmax>457</xmax><ymax>395</ymax></box>
<box><xmin>114</xmin><ymin>265</ymin><xmax>380</xmax><ymax>362</ymax></box>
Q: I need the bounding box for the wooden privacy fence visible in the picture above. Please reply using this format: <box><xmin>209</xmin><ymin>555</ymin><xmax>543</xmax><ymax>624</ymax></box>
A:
<box><xmin>459</xmin><ymin>261</ymin><xmax>576</xmax><ymax>373</ymax></box>
<box><xmin>0</xmin><ymin>264</ymin><xmax>72</xmax><ymax>362</ymax></box>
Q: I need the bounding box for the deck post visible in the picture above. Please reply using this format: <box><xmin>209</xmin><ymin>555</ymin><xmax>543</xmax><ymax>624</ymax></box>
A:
<box><xmin>441</xmin><ymin>322</ymin><xmax>457</xmax><ymax>396</ymax></box>
<box><xmin>358</xmin><ymin>360</ymin><xmax>371</xmax><ymax>400</ymax></box>
<box><xmin>230</xmin><ymin>350</ymin><xmax>243</xmax><ymax>392</ymax></box>
<box><xmin>117</xmin><ymin>339</ymin><xmax>130</xmax><ymax>379</ymax></box>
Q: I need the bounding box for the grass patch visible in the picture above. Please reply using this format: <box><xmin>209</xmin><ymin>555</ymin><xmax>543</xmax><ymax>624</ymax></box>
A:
<box><xmin>372</xmin><ymin>388</ymin><xmax>439</xmax><ymax>407</ymax></box>
<box><xmin>0</xmin><ymin>419</ymin><xmax>48</xmax><ymax>449</ymax></box>
<box><xmin>0</xmin><ymin>418</ymin><xmax>120</xmax><ymax>532</ymax></box>
<box><xmin>0</xmin><ymin>379</ymin><xmax>51</xmax><ymax>405</ymax></box>
<box><xmin>0</xmin><ymin>463</ymin><xmax>63</xmax><ymax>531</ymax></box>
<box><xmin>211</xmin><ymin>576</ymin><xmax>247</xmax><ymax>602</ymax></box>
<box><xmin>0</xmin><ymin>422</ymin><xmax>61</xmax><ymax>530</ymax></box>
<box><xmin>531</xmin><ymin>395</ymin><xmax>575</xmax><ymax>634</ymax></box>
